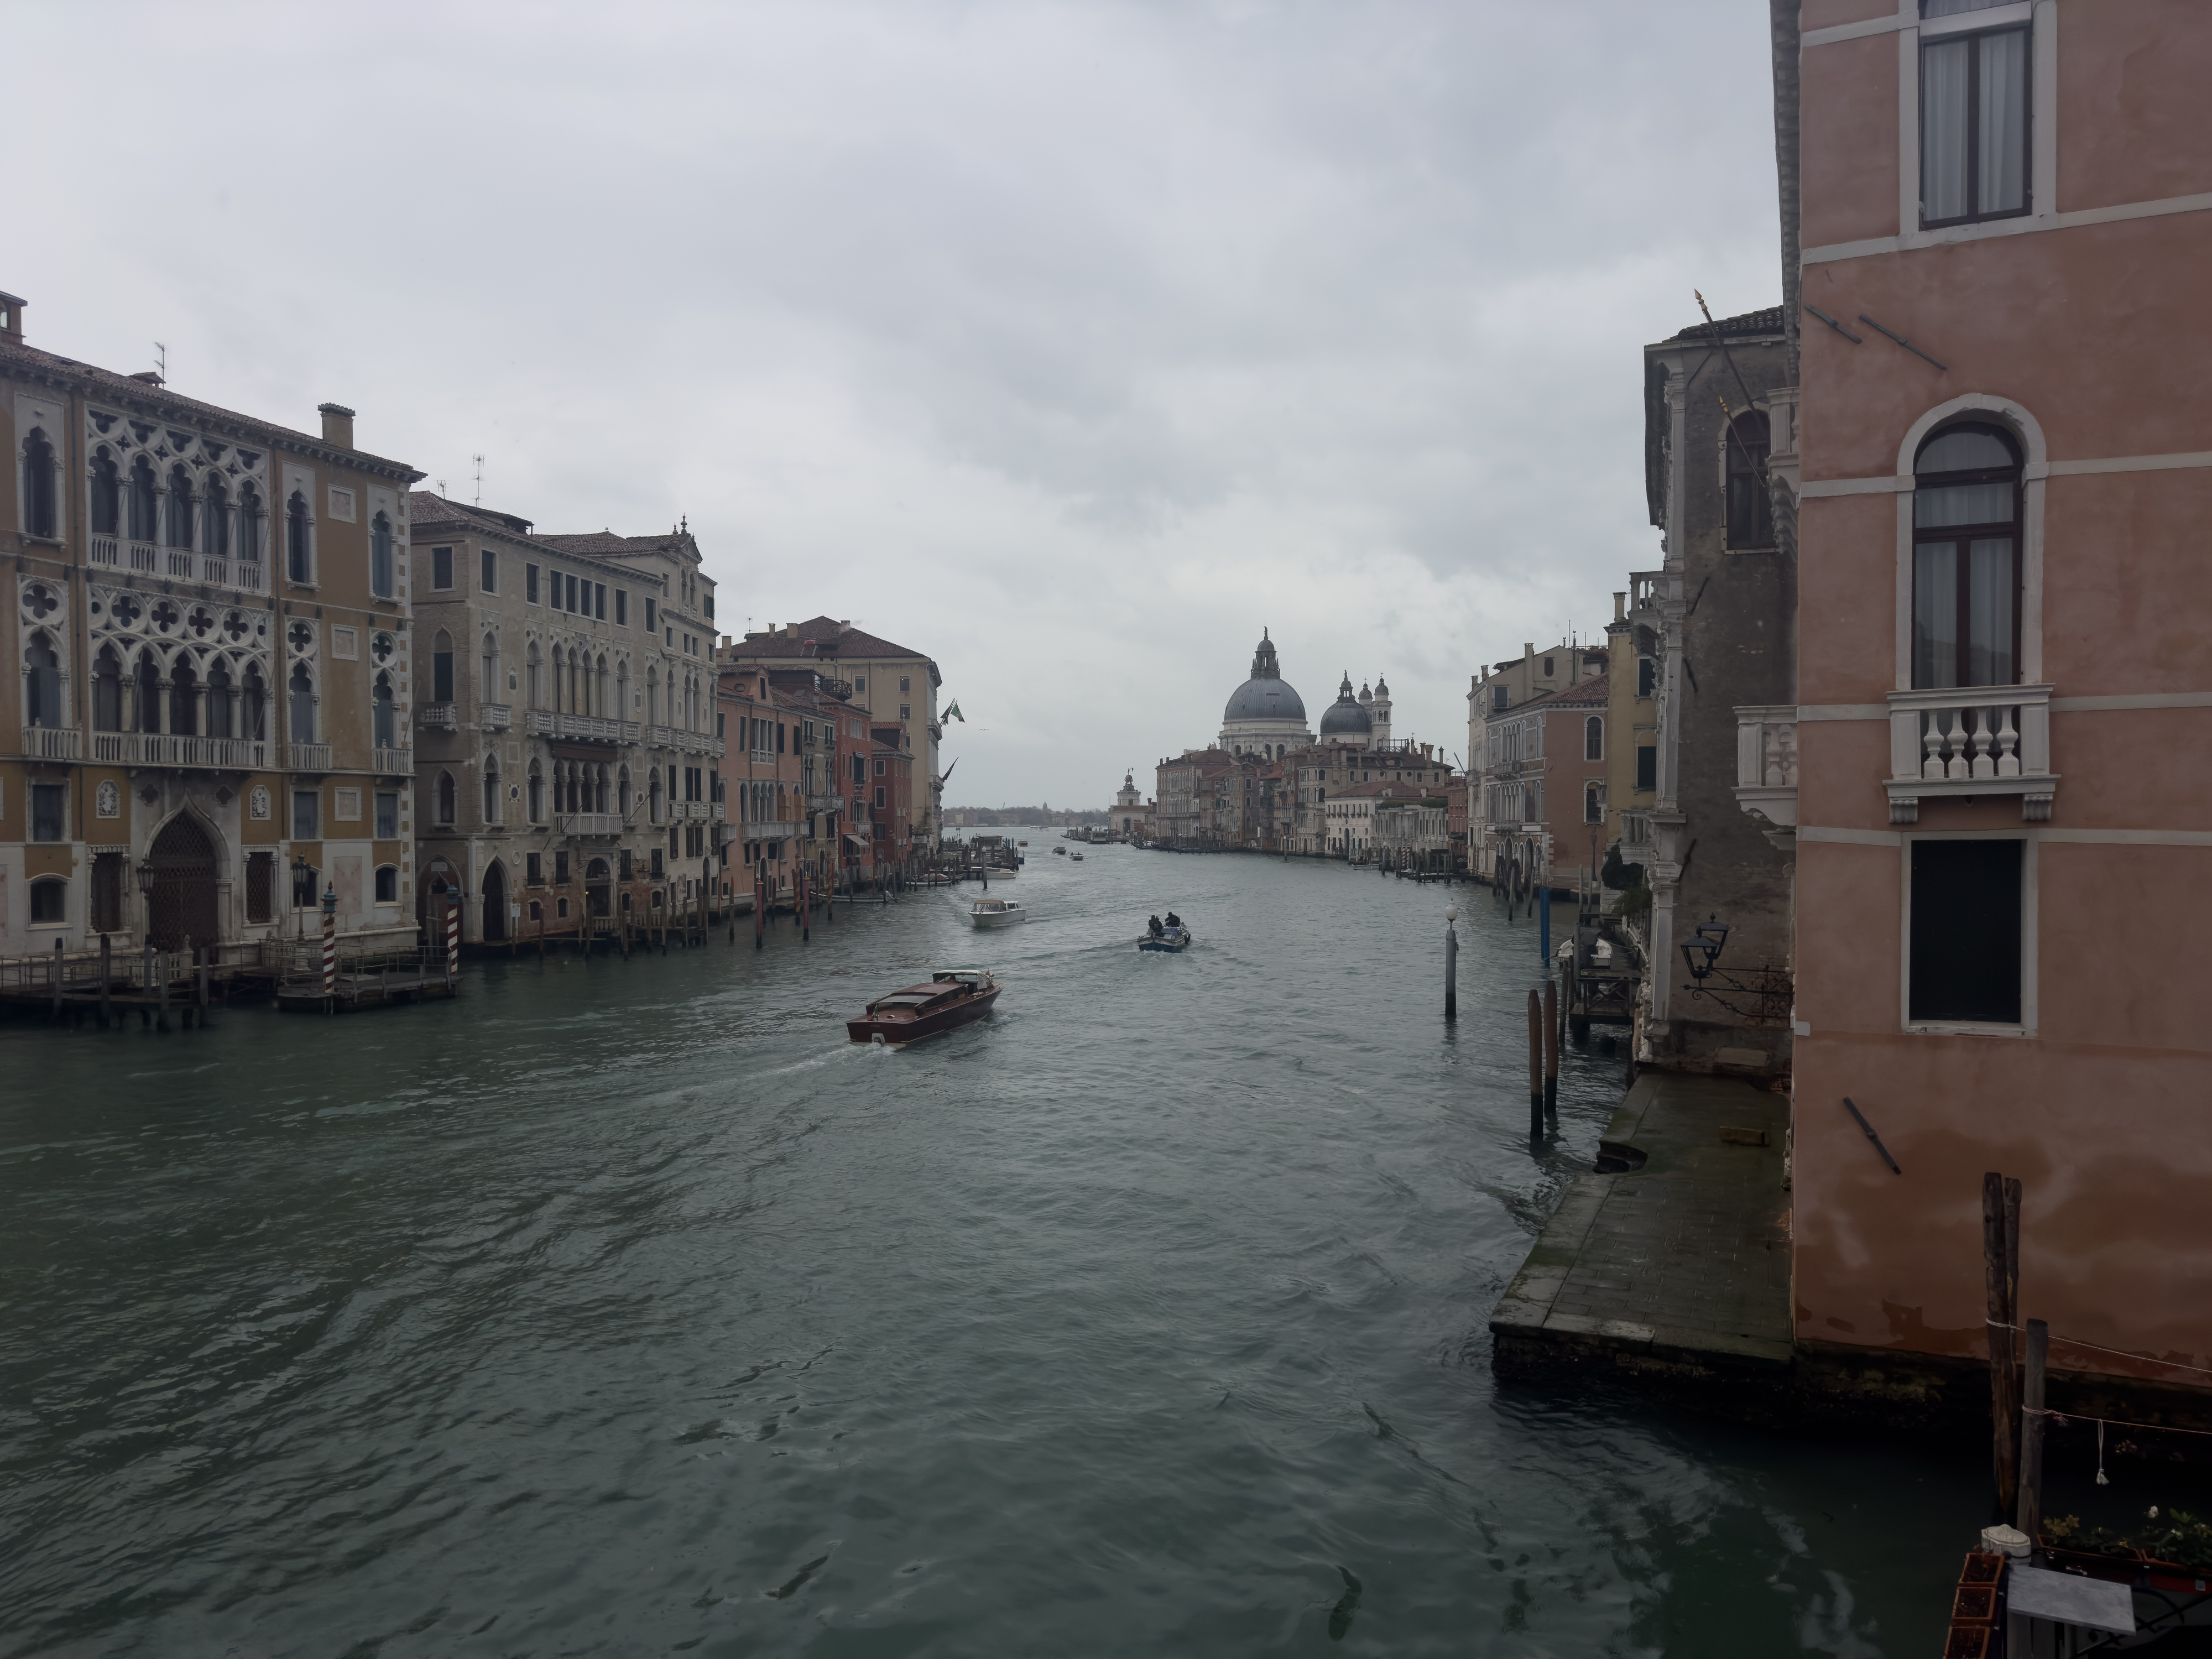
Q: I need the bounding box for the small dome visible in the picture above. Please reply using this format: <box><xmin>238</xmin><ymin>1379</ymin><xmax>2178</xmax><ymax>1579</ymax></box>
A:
<box><xmin>1319</xmin><ymin>672</ymin><xmax>1372</xmax><ymax>737</ymax></box>
<box><xmin>1222</xmin><ymin>630</ymin><xmax>1306</xmax><ymax>724</ymax></box>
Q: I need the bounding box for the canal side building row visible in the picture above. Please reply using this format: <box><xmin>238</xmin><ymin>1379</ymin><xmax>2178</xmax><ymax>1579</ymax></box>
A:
<box><xmin>2</xmin><ymin>298</ymin><xmax>942</xmax><ymax>959</ymax></box>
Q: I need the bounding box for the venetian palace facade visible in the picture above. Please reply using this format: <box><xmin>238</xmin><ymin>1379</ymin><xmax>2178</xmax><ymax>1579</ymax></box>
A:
<box><xmin>3</xmin><ymin>295</ymin><xmax>424</xmax><ymax>957</ymax></box>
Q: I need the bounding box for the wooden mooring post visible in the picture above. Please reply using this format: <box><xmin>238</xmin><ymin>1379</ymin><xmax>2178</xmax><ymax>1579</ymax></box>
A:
<box><xmin>1443</xmin><ymin>906</ymin><xmax>1458</xmax><ymax>1021</ymax></box>
<box><xmin>2017</xmin><ymin>1317</ymin><xmax>2048</xmax><ymax>1547</ymax></box>
<box><xmin>1984</xmin><ymin>1171</ymin><xmax>2023</xmax><ymax>1520</ymax></box>
<box><xmin>1526</xmin><ymin>990</ymin><xmax>1543</xmax><ymax>1137</ymax></box>
<box><xmin>98</xmin><ymin>933</ymin><xmax>112</xmax><ymax>1029</ymax></box>
<box><xmin>1542</xmin><ymin>978</ymin><xmax>1559</xmax><ymax>1116</ymax></box>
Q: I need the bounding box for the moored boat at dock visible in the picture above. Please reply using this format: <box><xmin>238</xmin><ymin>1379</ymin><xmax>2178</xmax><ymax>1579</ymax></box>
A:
<box><xmin>847</xmin><ymin>969</ymin><xmax>1002</xmax><ymax>1044</ymax></box>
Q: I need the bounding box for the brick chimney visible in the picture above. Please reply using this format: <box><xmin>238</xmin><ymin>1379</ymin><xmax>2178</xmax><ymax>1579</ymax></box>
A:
<box><xmin>0</xmin><ymin>291</ymin><xmax>23</xmax><ymax>344</ymax></box>
<box><xmin>317</xmin><ymin>402</ymin><xmax>356</xmax><ymax>450</ymax></box>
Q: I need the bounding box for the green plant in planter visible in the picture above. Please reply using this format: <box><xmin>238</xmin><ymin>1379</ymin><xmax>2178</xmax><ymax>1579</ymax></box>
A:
<box><xmin>1616</xmin><ymin>884</ymin><xmax>1651</xmax><ymax>917</ymax></box>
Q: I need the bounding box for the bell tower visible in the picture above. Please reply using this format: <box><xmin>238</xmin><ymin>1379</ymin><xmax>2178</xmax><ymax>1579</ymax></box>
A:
<box><xmin>1370</xmin><ymin>675</ymin><xmax>1392</xmax><ymax>750</ymax></box>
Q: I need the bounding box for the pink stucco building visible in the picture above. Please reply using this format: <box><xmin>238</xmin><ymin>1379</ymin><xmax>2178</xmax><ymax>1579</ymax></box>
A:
<box><xmin>1775</xmin><ymin>0</ymin><xmax>2211</xmax><ymax>1388</ymax></box>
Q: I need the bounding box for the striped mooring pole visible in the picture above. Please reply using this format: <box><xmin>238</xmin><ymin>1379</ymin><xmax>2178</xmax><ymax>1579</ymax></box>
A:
<box><xmin>446</xmin><ymin>896</ymin><xmax>461</xmax><ymax>983</ymax></box>
<box><xmin>321</xmin><ymin>905</ymin><xmax>337</xmax><ymax>1003</ymax></box>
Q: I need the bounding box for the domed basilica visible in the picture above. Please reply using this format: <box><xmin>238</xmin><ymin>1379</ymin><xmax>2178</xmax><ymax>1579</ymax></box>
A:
<box><xmin>1218</xmin><ymin>630</ymin><xmax>1392</xmax><ymax>758</ymax></box>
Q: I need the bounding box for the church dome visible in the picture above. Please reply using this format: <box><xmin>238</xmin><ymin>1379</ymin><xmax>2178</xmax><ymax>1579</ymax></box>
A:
<box><xmin>1319</xmin><ymin>672</ymin><xmax>1373</xmax><ymax>737</ymax></box>
<box><xmin>1222</xmin><ymin>631</ymin><xmax>1306</xmax><ymax>725</ymax></box>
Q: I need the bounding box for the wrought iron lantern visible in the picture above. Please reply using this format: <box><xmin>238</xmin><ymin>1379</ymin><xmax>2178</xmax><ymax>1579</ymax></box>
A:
<box><xmin>1679</xmin><ymin>914</ymin><xmax>1731</xmax><ymax>984</ymax></box>
<box><xmin>321</xmin><ymin>883</ymin><xmax>338</xmax><ymax>918</ymax></box>
<box><xmin>291</xmin><ymin>853</ymin><xmax>314</xmax><ymax>908</ymax></box>
<box><xmin>135</xmin><ymin>856</ymin><xmax>157</xmax><ymax>898</ymax></box>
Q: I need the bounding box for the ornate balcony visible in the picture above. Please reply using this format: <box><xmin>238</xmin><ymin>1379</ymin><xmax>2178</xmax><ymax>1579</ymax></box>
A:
<box><xmin>91</xmin><ymin>732</ymin><xmax>268</xmax><ymax>769</ymax></box>
<box><xmin>373</xmin><ymin>745</ymin><xmax>411</xmax><ymax>776</ymax></box>
<box><xmin>417</xmin><ymin>703</ymin><xmax>458</xmax><ymax>731</ymax></box>
<box><xmin>21</xmin><ymin>726</ymin><xmax>82</xmax><ymax>761</ymax></box>
<box><xmin>1886</xmin><ymin>685</ymin><xmax>2056</xmax><ymax>824</ymax></box>
<box><xmin>285</xmin><ymin>742</ymin><xmax>333</xmax><ymax>773</ymax></box>
<box><xmin>524</xmin><ymin>708</ymin><xmax>556</xmax><ymax>736</ymax></box>
<box><xmin>554</xmin><ymin>712</ymin><xmax>636</xmax><ymax>744</ymax></box>
<box><xmin>646</xmin><ymin>724</ymin><xmax>724</xmax><ymax>759</ymax></box>
<box><xmin>562</xmin><ymin>812</ymin><xmax>623</xmax><ymax>838</ymax></box>
<box><xmin>1733</xmin><ymin>706</ymin><xmax>1798</xmax><ymax>833</ymax></box>
<box><xmin>483</xmin><ymin>703</ymin><xmax>513</xmax><ymax>731</ymax></box>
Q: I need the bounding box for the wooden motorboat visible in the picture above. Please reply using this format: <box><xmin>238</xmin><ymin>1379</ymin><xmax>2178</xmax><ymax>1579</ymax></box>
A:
<box><xmin>1138</xmin><ymin>925</ymin><xmax>1193</xmax><ymax>953</ymax></box>
<box><xmin>1070</xmin><ymin>851</ymin><xmax>1084</xmax><ymax>862</ymax></box>
<box><xmin>1052</xmin><ymin>846</ymin><xmax>1067</xmax><ymax>855</ymax></box>
<box><xmin>968</xmin><ymin>898</ymin><xmax>1025</xmax><ymax>928</ymax></box>
<box><xmin>847</xmin><ymin>969</ymin><xmax>1001</xmax><ymax>1044</ymax></box>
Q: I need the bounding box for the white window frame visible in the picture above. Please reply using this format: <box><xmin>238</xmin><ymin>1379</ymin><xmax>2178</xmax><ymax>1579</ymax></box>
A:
<box><xmin>1898</xmin><ymin>828</ymin><xmax>2037</xmax><ymax>1037</ymax></box>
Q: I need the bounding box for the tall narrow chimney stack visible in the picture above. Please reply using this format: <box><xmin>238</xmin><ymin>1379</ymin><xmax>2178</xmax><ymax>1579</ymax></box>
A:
<box><xmin>0</xmin><ymin>291</ymin><xmax>24</xmax><ymax>345</ymax></box>
<box><xmin>317</xmin><ymin>402</ymin><xmax>356</xmax><ymax>450</ymax></box>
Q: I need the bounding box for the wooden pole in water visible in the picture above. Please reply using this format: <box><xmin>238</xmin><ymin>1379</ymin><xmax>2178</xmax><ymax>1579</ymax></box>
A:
<box><xmin>99</xmin><ymin>933</ymin><xmax>112</xmax><ymax>1029</ymax></box>
<box><xmin>1443</xmin><ymin>907</ymin><xmax>1458</xmax><ymax>1021</ymax></box>
<box><xmin>52</xmin><ymin>936</ymin><xmax>65</xmax><ymax>1021</ymax></box>
<box><xmin>1542</xmin><ymin>978</ymin><xmax>1559</xmax><ymax>1115</ymax></box>
<box><xmin>1526</xmin><ymin>989</ymin><xmax>1543</xmax><ymax>1136</ymax></box>
<box><xmin>2017</xmin><ymin>1317</ymin><xmax>2048</xmax><ymax>1551</ymax></box>
<box><xmin>1984</xmin><ymin>1171</ymin><xmax>2021</xmax><ymax>1521</ymax></box>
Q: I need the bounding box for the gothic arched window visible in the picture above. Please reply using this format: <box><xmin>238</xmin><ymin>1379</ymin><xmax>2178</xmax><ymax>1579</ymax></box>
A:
<box><xmin>528</xmin><ymin>760</ymin><xmax>545</xmax><ymax>822</ymax></box>
<box><xmin>90</xmin><ymin>448</ymin><xmax>120</xmax><ymax>538</ymax></box>
<box><xmin>206</xmin><ymin>660</ymin><xmax>234</xmax><ymax>739</ymax></box>
<box><xmin>526</xmin><ymin>641</ymin><xmax>542</xmax><ymax>708</ymax></box>
<box><xmin>482</xmin><ymin>634</ymin><xmax>500</xmax><ymax>701</ymax></box>
<box><xmin>436</xmin><ymin>770</ymin><xmax>457</xmax><ymax>825</ymax></box>
<box><xmin>370</xmin><ymin>512</ymin><xmax>394</xmax><ymax>598</ymax></box>
<box><xmin>242</xmin><ymin>664</ymin><xmax>268</xmax><ymax>740</ymax></box>
<box><xmin>204</xmin><ymin>476</ymin><xmax>231</xmax><ymax>557</ymax></box>
<box><xmin>128</xmin><ymin>458</ymin><xmax>158</xmax><ymax>543</ymax></box>
<box><xmin>289</xmin><ymin>661</ymin><xmax>315</xmax><ymax>742</ymax></box>
<box><xmin>20</xmin><ymin>429</ymin><xmax>56</xmax><ymax>539</ymax></box>
<box><xmin>484</xmin><ymin>757</ymin><xmax>502</xmax><ymax>824</ymax></box>
<box><xmin>237</xmin><ymin>484</ymin><xmax>264</xmax><ymax>572</ymax></box>
<box><xmin>166</xmin><ymin>465</ymin><xmax>196</xmax><ymax>549</ymax></box>
<box><xmin>286</xmin><ymin>491</ymin><xmax>311</xmax><ymax>583</ymax></box>
<box><xmin>1913</xmin><ymin>422</ymin><xmax>2022</xmax><ymax>689</ymax></box>
<box><xmin>1584</xmin><ymin>716</ymin><xmax>1604</xmax><ymax>761</ymax></box>
<box><xmin>372</xmin><ymin>672</ymin><xmax>397</xmax><ymax>747</ymax></box>
<box><xmin>24</xmin><ymin>632</ymin><xmax>62</xmax><ymax>727</ymax></box>
<box><xmin>432</xmin><ymin>629</ymin><xmax>455</xmax><ymax>703</ymax></box>
<box><xmin>92</xmin><ymin>646</ymin><xmax>123</xmax><ymax>732</ymax></box>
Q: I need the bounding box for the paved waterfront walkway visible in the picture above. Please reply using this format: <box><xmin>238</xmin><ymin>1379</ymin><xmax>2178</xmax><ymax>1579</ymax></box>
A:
<box><xmin>1492</xmin><ymin>1070</ymin><xmax>1793</xmax><ymax>1372</ymax></box>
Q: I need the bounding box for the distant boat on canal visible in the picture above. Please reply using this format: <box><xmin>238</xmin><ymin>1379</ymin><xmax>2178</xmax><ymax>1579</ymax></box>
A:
<box><xmin>847</xmin><ymin>969</ymin><xmax>1002</xmax><ymax>1045</ymax></box>
<box><xmin>967</xmin><ymin>898</ymin><xmax>1025</xmax><ymax>928</ymax></box>
<box><xmin>1138</xmin><ymin>925</ymin><xmax>1193</xmax><ymax>953</ymax></box>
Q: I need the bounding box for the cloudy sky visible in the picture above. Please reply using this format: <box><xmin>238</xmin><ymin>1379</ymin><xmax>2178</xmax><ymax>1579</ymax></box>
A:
<box><xmin>12</xmin><ymin>1</ymin><xmax>1780</xmax><ymax>808</ymax></box>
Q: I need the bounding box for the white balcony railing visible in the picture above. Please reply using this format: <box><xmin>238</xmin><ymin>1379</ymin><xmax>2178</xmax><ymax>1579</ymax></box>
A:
<box><xmin>373</xmin><ymin>746</ymin><xmax>411</xmax><ymax>775</ymax></box>
<box><xmin>128</xmin><ymin>540</ymin><xmax>159</xmax><ymax>573</ymax></box>
<box><xmin>1886</xmin><ymin>684</ymin><xmax>2056</xmax><ymax>824</ymax></box>
<box><xmin>417</xmin><ymin>703</ymin><xmax>458</xmax><ymax>730</ymax></box>
<box><xmin>555</xmin><ymin>712</ymin><xmax>635</xmax><ymax>743</ymax></box>
<box><xmin>90</xmin><ymin>534</ymin><xmax>120</xmax><ymax>568</ymax></box>
<box><xmin>562</xmin><ymin>812</ymin><xmax>623</xmax><ymax>837</ymax></box>
<box><xmin>286</xmin><ymin>742</ymin><xmax>333</xmax><ymax>773</ymax></box>
<box><xmin>20</xmin><ymin>726</ymin><xmax>83</xmax><ymax>760</ymax></box>
<box><xmin>1733</xmin><ymin>705</ymin><xmax>1798</xmax><ymax>833</ymax></box>
<box><xmin>90</xmin><ymin>732</ymin><xmax>269</xmax><ymax>769</ymax></box>
<box><xmin>483</xmin><ymin>703</ymin><xmax>513</xmax><ymax>731</ymax></box>
<box><xmin>1619</xmin><ymin>811</ymin><xmax>1654</xmax><ymax>853</ymax></box>
<box><xmin>524</xmin><ymin>709</ymin><xmax>556</xmax><ymax>736</ymax></box>
<box><xmin>646</xmin><ymin>725</ymin><xmax>724</xmax><ymax>758</ymax></box>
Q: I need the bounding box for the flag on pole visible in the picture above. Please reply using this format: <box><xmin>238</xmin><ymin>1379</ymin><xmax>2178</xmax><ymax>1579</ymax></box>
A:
<box><xmin>945</xmin><ymin>701</ymin><xmax>965</xmax><ymax>722</ymax></box>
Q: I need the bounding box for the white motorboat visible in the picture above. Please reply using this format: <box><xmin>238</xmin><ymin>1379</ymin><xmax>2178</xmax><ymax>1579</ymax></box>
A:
<box><xmin>967</xmin><ymin>898</ymin><xmax>1026</xmax><ymax>928</ymax></box>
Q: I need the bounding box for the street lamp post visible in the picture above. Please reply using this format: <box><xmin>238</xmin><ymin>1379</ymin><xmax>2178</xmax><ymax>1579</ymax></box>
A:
<box><xmin>135</xmin><ymin>856</ymin><xmax>157</xmax><ymax>1018</ymax></box>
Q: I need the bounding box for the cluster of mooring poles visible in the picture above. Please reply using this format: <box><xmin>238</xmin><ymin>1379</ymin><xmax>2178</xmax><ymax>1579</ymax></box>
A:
<box><xmin>29</xmin><ymin>931</ymin><xmax>217</xmax><ymax>1034</ymax></box>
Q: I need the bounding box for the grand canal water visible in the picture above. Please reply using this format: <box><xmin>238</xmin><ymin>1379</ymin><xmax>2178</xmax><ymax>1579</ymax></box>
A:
<box><xmin>1</xmin><ymin>843</ymin><xmax>1984</xmax><ymax>1656</ymax></box>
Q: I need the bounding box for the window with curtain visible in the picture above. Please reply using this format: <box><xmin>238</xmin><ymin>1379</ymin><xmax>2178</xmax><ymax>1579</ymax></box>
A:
<box><xmin>1913</xmin><ymin>424</ymin><xmax>2021</xmax><ymax>689</ymax></box>
<box><xmin>1921</xmin><ymin>23</ymin><xmax>2029</xmax><ymax>227</ymax></box>
<box><xmin>1725</xmin><ymin>411</ymin><xmax>1773</xmax><ymax>547</ymax></box>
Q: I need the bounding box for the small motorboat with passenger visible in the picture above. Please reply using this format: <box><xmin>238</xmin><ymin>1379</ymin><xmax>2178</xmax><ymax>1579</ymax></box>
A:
<box><xmin>847</xmin><ymin>969</ymin><xmax>1001</xmax><ymax>1045</ymax></box>
<box><xmin>1138</xmin><ymin>916</ymin><xmax>1193</xmax><ymax>952</ymax></box>
<box><xmin>968</xmin><ymin>897</ymin><xmax>1025</xmax><ymax>928</ymax></box>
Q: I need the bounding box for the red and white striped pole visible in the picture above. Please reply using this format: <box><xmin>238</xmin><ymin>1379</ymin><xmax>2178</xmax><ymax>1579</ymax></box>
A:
<box><xmin>321</xmin><ymin>901</ymin><xmax>336</xmax><ymax>1001</ymax></box>
<box><xmin>446</xmin><ymin>896</ymin><xmax>461</xmax><ymax>983</ymax></box>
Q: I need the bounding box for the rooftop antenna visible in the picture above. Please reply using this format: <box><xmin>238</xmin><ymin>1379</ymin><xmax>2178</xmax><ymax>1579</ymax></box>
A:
<box><xmin>435</xmin><ymin>478</ymin><xmax>448</xmax><ymax>497</ymax></box>
<box><xmin>472</xmin><ymin>453</ymin><xmax>484</xmax><ymax>507</ymax></box>
<box><xmin>153</xmin><ymin>342</ymin><xmax>167</xmax><ymax>380</ymax></box>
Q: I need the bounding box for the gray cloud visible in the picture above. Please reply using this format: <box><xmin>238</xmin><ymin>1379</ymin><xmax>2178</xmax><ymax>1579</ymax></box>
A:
<box><xmin>12</xmin><ymin>0</ymin><xmax>1779</xmax><ymax>804</ymax></box>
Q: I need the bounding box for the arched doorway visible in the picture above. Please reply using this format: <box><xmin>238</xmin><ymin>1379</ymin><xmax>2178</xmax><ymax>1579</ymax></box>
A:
<box><xmin>148</xmin><ymin>814</ymin><xmax>219</xmax><ymax>951</ymax></box>
<box><xmin>482</xmin><ymin>860</ymin><xmax>508</xmax><ymax>942</ymax></box>
<box><xmin>585</xmin><ymin>857</ymin><xmax>611</xmax><ymax>918</ymax></box>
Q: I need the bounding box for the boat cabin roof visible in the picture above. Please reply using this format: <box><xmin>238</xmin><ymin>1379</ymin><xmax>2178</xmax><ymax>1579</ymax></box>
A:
<box><xmin>974</xmin><ymin>899</ymin><xmax>1010</xmax><ymax>911</ymax></box>
<box><xmin>932</xmin><ymin>968</ymin><xmax>991</xmax><ymax>984</ymax></box>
